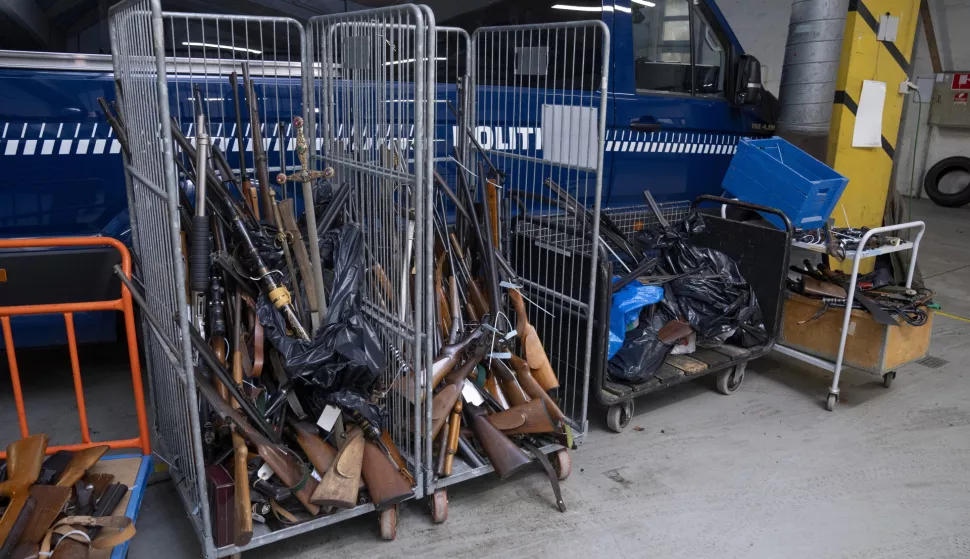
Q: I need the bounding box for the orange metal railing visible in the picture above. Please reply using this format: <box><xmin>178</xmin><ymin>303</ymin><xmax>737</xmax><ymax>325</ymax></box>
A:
<box><xmin>0</xmin><ymin>237</ymin><xmax>151</xmax><ymax>457</ymax></box>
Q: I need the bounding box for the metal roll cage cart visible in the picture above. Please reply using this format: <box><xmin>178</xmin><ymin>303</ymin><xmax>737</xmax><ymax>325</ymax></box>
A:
<box><xmin>109</xmin><ymin>2</ymin><xmax>434</xmax><ymax>555</ymax></box>
<box><xmin>774</xmin><ymin>222</ymin><xmax>927</xmax><ymax>411</ymax></box>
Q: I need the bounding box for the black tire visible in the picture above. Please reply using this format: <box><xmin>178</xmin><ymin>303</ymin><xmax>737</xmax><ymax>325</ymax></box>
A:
<box><xmin>924</xmin><ymin>156</ymin><xmax>970</xmax><ymax>208</ymax></box>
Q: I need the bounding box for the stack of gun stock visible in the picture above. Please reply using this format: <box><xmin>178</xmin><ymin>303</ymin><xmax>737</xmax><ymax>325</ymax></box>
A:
<box><xmin>426</xmin><ymin>108</ymin><xmax>571</xmax><ymax>514</ymax></box>
<box><xmin>99</xmin><ymin>64</ymin><xmax>416</xmax><ymax>546</ymax></box>
<box><xmin>0</xmin><ymin>436</ymin><xmax>134</xmax><ymax>558</ymax></box>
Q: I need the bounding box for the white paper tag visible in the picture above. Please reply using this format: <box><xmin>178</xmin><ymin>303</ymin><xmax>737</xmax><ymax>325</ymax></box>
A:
<box><xmin>500</xmin><ymin>281</ymin><xmax>523</xmax><ymax>290</ymax></box>
<box><xmin>488</xmin><ymin>352</ymin><xmax>512</xmax><ymax>360</ymax></box>
<box><xmin>461</xmin><ymin>379</ymin><xmax>485</xmax><ymax>406</ymax></box>
<box><xmin>257</xmin><ymin>463</ymin><xmax>274</xmax><ymax>481</ymax></box>
<box><xmin>311</xmin><ymin>469</ymin><xmax>322</xmax><ymax>482</ymax></box>
<box><xmin>317</xmin><ymin>405</ymin><xmax>341</xmax><ymax>431</ymax></box>
<box><xmin>504</xmin><ymin>329</ymin><xmax>518</xmax><ymax>340</ymax></box>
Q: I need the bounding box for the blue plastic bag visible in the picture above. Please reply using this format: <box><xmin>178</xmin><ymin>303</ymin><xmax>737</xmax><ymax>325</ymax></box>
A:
<box><xmin>607</xmin><ymin>279</ymin><xmax>664</xmax><ymax>360</ymax></box>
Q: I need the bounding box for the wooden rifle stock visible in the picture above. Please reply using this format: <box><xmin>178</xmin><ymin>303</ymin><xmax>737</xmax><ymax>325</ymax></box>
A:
<box><xmin>435</xmin><ymin>253</ymin><xmax>452</xmax><ymax>339</ymax></box>
<box><xmin>465</xmin><ymin>405</ymin><xmax>531</xmax><ymax>479</ymax></box>
<box><xmin>508</xmin><ymin>289</ymin><xmax>559</xmax><ymax>393</ymax></box>
<box><xmin>242</xmin><ymin>63</ymin><xmax>273</xmax><ymax>219</ymax></box>
<box><xmin>258</xmin><ymin>445</ymin><xmax>320</xmax><ymax>516</ymax></box>
<box><xmin>0</xmin><ymin>434</ymin><xmax>49</xmax><ymax>555</ymax></box>
<box><xmin>380</xmin><ymin>432</ymin><xmax>414</xmax><ymax>486</ymax></box>
<box><xmin>467</xmin><ymin>279</ymin><xmax>489</xmax><ymax>319</ymax></box>
<box><xmin>483</xmin><ymin>371</ymin><xmax>510</xmax><ymax>409</ymax></box>
<box><xmin>431</xmin><ymin>325</ymin><xmax>486</xmax><ymax>388</ymax></box>
<box><xmin>431</xmin><ymin>346</ymin><xmax>488</xmax><ymax>439</ymax></box>
<box><xmin>288</xmin><ymin>421</ymin><xmax>338</xmax><ymax>475</ymax></box>
<box><xmin>54</xmin><ymin>445</ymin><xmax>109</xmax><ymax>488</ymax></box>
<box><xmin>442</xmin><ymin>401</ymin><xmax>462</xmax><ymax>476</ymax></box>
<box><xmin>311</xmin><ymin>427</ymin><xmax>365</xmax><ymax>508</ymax></box>
<box><xmin>509</xmin><ymin>356</ymin><xmax>565</xmax><ymax>422</ymax></box>
<box><xmin>361</xmin><ymin>440</ymin><xmax>413</xmax><ymax>509</ymax></box>
<box><xmin>14</xmin><ymin>485</ymin><xmax>71</xmax><ymax>551</ymax></box>
<box><xmin>229</xmin><ymin>292</ymin><xmax>253</xmax><ymax>547</ymax></box>
<box><xmin>487</xmin><ymin>398</ymin><xmax>555</xmax><ymax>436</ymax></box>
<box><xmin>489</xmin><ymin>361</ymin><xmax>531</xmax><ymax>407</ymax></box>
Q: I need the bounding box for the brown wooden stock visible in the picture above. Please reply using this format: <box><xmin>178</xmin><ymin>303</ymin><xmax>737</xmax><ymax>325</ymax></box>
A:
<box><xmin>466</xmin><ymin>405</ymin><xmax>531</xmax><ymax>479</ymax></box>
<box><xmin>657</xmin><ymin>320</ymin><xmax>694</xmax><ymax>345</ymax></box>
<box><xmin>484</xmin><ymin>371</ymin><xmax>509</xmax><ymax>409</ymax></box>
<box><xmin>229</xmin><ymin>293</ymin><xmax>253</xmax><ymax>547</ymax></box>
<box><xmin>258</xmin><ymin>446</ymin><xmax>320</xmax><ymax>516</ymax></box>
<box><xmin>488</xmin><ymin>398</ymin><xmax>555</xmax><ymax>436</ymax></box>
<box><xmin>289</xmin><ymin>421</ymin><xmax>338</xmax><ymax>475</ymax></box>
<box><xmin>436</xmin><ymin>253</ymin><xmax>452</xmax><ymax>339</ymax></box>
<box><xmin>380</xmin><ymin>432</ymin><xmax>414</xmax><ymax>486</ymax></box>
<box><xmin>431</xmin><ymin>346</ymin><xmax>488</xmax><ymax>439</ymax></box>
<box><xmin>431</xmin><ymin>326</ymin><xmax>485</xmax><ymax>388</ymax></box>
<box><xmin>55</xmin><ymin>445</ymin><xmax>108</xmax><ymax>488</ymax></box>
<box><xmin>17</xmin><ymin>486</ymin><xmax>71</xmax><ymax>547</ymax></box>
<box><xmin>802</xmin><ymin>276</ymin><xmax>848</xmax><ymax>299</ymax></box>
<box><xmin>361</xmin><ymin>440</ymin><xmax>413</xmax><ymax>509</ymax></box>
<box><xmin>489</xmin><ymin>361</ymin><xmax>530</xmax><ymax>406</ymax></box>
<box><xmin>279</xmin><ymin>199</ymin><xmax>318</xmax><ymax>314</ymax></box>
<box><xmin>0</xmin><ymin>434</ymin><xmax>49</xmax><ymax>550</ymax></box>
<box><xmin>508</xmin><ymin>290</ymin><xmax>559</xmax><ymax>391</ymax></box>
<box><xmin>442</xmin><ymin>401</ymin><xmax>462</xmax><ymax>476</ymax></box>
<box><xmin>510</xmin><ymin>356</ymin><xmax>565</xmax><ymax>422</ymax></box>
<box><xmin>311</xmin><ymin>427</ymin><xmax>365</xmax><ymax>508</ymax></box>
<box><xmin>485</xmin><ymin>176</ymin><xmax>500</xmax><ymax>247</ymax></box>
<box><xmin>467</xmin><ymin>279</ymin><xmax>489</xmax><ymax>318</ymax></box>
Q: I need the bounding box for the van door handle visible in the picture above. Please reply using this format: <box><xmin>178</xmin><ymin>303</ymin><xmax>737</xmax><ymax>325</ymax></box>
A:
<box><xmin>630</xmin><ymin>118</ymin><xmax>662</xmax><ymax>132</ymax></box>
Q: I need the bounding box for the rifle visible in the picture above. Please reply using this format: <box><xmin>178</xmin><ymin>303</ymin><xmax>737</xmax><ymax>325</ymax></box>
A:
<box><xmin>440</xmin><ymin>400</ymin><xmax>463</xmax><ymax>477</ymax></box>
<box><xmin>430</xmin><ymin>344</ymin><xmax>488</xmax><ymax>440</ymax></box>
<box><xmin>311</xmin><ymin>427</ymin><xmax>365</xmax><ymax>508</ymax></box>
<box><xmin>487</xmin><ymin>398</ymin><xmax>555</xmax><ymax>436</ymax></box>
<box><xmin>287</xmin><ymin>420</ymin><xmax>337</xmax><ymax>476</ymax></box>
<box><xmin>54</xmin><ymin>445</ymin><xmax>108</xmax><ymax>488</ymax></box>
<box><xmin>435</xmin><ymin>252</ymin><xmax>452</xmax><ymax>339</ymax></box>
<box><xmin>489</xmin><ymin>360</ymin><xmax>531</xmax><ymax>407</ymax></box>
<box><xmin>242</xmin><ymin>63</ymin><xmax>274</xmax><ymax>220</ymax></box>
<box><xmin>430</xmin><ymin>325</ymin><xmax>486</xmax><ymax>389</ymax></box>
<box><xmin>229</xmin><ymin>71</ymin><xmax>260</xmax><ymax>218</ymax></box>
<box><xmin>508</xmin><ymin>356</ymin><xmax>565</xmax><ymax>422</ymax></box>
<box><xmin>464</xmin><ymin>404</ymin><xmax>531</xmax><ymax>479</ymax></box>
<box><xmin>483</xmin><ymin>371</ymin><xmax>510</xmax><ymax>410</ymax></box>
<box><xmin>189</xmin><ymin>86</ymin><xmax>212</xmax><ymax>337</ymax></box>
<box><xmin>0</xmin><ymin>434</ymin><xmax>48</xmax><ymax>555</ymax></box>
<box><xmin>230</xmin><ymin>293</ymin><xmax>253</xmax><ymax>547</ymax></box>
<box><xmin>507</xmin><ymin>289</ymin><xmax>559</xmax><ymax>394</ymax></box>
<box><xmin>361</xmin><ymin>440</ymin><xmax>413</xmax><ymax>509</ymax></box>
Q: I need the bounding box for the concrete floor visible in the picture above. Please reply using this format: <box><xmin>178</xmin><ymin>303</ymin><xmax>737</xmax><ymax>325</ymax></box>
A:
<box><xmin>3</xmin><ymin>198</ymin><xmax>969</xmax><ymax>558</ymax></box>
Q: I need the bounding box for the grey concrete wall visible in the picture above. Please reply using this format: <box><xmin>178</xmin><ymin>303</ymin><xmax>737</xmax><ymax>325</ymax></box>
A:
<box><xmin>894</xmin><ymin>0</ymin><xmax>970</xmax><ymax>199</ymax></box>
<box><xmin>715</xmin><ymin>0</ymin><xmax>794</xmax><ymax>95</ymax></box>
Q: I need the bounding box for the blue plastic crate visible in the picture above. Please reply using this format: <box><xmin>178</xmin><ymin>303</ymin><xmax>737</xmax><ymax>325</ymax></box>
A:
<box><xmin>722</xmin><ymin>137</ymin><xmax>849</xmax><ymax>230</ymax></box>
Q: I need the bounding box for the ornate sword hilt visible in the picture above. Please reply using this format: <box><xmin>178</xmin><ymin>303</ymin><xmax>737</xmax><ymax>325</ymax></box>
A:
<box><xmin>276</xmin><ymin>116</ymin><xmax>334</xmax><ymax>186</ymax></box>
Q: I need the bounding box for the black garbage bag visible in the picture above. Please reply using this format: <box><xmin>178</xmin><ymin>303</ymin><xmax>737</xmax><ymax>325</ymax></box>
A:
<box><xmin>311</xmin><ymin>177</ymin><xmax>335</xmax><ymax>225</ymax></box>
<box><xmin>258</xmin><ymin>223</ymin><xmax>386</xmax><ymax>395</ymax></box>
<box><xmin>302</xmin><ymin>389</ymin><xmax>384</xmax><ymax>431</ymax></box>
<box><xmin>640</xmin><ymin>211</ymin><xmax>767</xmax><ymax>348</ymax></box>
<box><xmin>607</xmin><ymin>321</ymin><xmax>674</xmax><ymax>384</ymax></box>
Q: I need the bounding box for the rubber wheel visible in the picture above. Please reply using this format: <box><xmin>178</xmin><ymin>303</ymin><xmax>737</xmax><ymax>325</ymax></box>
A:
<box><xmin>606</xmin><ymin>401</ymin><xmax>634</xmax><ymax>433</ymax></box>
<box><xmin>430</xmin><ymin>489</ymin><xmax>448</xmax><ymax>524</ymax></box>
<box><xmin>715</xmin><ymin>363</ymin><xmax>746</xmax><ymax>395</ymax></box>
<box><xmin>883</xmin><ymin>371</ymin><xmax>896</xmax><ymax>388</ymax></box>
<box><xmin>924</xmin><ymin>156</ymin><xmax>970</xmax><ymax>208</ymax></box>
<box><xmin>552</xmin><ymin>449</ymin><xmax>571</xmax><ymax>481</ymax></box>
<box><xmin>379</xmin><ymin>506</ymin><xmax>397</xmax><ymax>541</ymax></box>
<box><xmin>826</xmin><ymin>393</ymin><xmax>838</xmax><ymax>412</ymax></box>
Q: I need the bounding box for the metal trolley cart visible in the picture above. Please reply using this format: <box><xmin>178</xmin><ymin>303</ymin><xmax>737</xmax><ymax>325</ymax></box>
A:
<box><xmin>514</xmin><ymin>197</ymin><xmax>793</xmax><ymax>433</ymax></box>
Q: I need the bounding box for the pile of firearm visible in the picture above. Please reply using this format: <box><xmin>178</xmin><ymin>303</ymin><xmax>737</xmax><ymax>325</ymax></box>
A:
<box><xmin>0</xmin><ymin>436</ymin><xmax>134</xmax><ymax>558</ymax></box>
<box><xmin>100</xmin><ymin>64</ymin><xmax>415</xmax><ymax>545</ymax></box>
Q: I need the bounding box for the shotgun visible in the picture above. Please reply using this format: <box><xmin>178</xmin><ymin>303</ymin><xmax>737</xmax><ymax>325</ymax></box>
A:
<box><xmin>489</xmin><ymin>360</ymin><xmax>531</xmax><ymax>407</ymax></box>
<box><xmin>311</xmin><ymin>427</ymin><xmax>365</xmax><ymax>508</ymax></box>
<box><xmin>487</xmin><ymin>398</ymin><xmax>556</xmax><ymax>436</ymax></box>
<box><xmin>189</xmin><ymin>86</ymin><xmax>212</xmax><ymax>338</ymax></box>
<box><xmin>464</xmin><ymin>404</ymin><xmax>531</xmax><ymax>479</ymax></box>
<box><xmin>430</xmin><ymin>325</ymin><xmax>486</xmax><ymax>389</ymax></box>
<box><xmin>508</xmin><ymin>289</ymin><xmax>559</xmax><ymax>394</ymax></box>
<box><xmin>361</xmin><ymin>440</ymin><xmax>413</xmax><ymax>509</ymax></box>
<box><xmin>229</xmin><ymin>71</ymin><xmax>260</xmax><ymax>218</ymax></box>
<box><xmin>440</xmin><ymin>401</ymin><xmax>463</xmax><ymax>476</ymax></box>
<box><xmin>242</xmin><ymin>62</ymin><xmax>274</xmax><ymax>220</ymax></box>
<box><xmin>230</xmin><ymin>293</ymin><xmax>253</xmax><ymax>547</ymax></box>
<box><xmin>287</xmin><ymin>420</ymin><xmax>337</xmax><ymax>476</ymax></box>
<box><xmin>508</xmin><ymin>356</ymin><xmax>565</xmax><ymax>422</ymax></box>
<box><xmin>431</xmin><ymin>345</ymin><xmax>489</xmax><ymax>440</ymax></box>
<box><xmin>0</xmin><ymin>434</ymin><xmax>48</xmax><ymax>555</ymax></box>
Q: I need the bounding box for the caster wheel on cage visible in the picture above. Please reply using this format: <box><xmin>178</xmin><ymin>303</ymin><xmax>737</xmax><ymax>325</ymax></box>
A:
<box><xmin>551</xmin><ymin>449</ymin><xmax>571</xmax><ymax>481</ymax></box>
<box><xmin>716</xmin><ymin>363</ymin><xmax>746</xmax><ymax>395</ymax></box>
<box><xmin>826</xmin><ymin>393</ymin><xmax>839</xmax><ymax>412</ymax></box>
<box><xmin>430</xmin><ymin>489</ymin><xmax>448</xmax><ymax>524</ymax></box>
<box><xmin>606</xmin><ymin>400</ymin><xmax>634</xmax><ymax>433</ymax></box>
<box><xmin>379</xmin><ymin>506</ymin><xmax>398</xmax><ymax>541</ymax></box>
<box><xmin>883</xmin><ymin>371</ymin><xmax>896</xmax><ymax>388</ymax></box>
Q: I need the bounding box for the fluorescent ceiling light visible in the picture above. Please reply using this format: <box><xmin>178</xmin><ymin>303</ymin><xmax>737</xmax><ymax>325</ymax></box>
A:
<box><xmin>551</xmin><ymin>4</ymin><xmax>604</xmax><ymax>12</ymax></box>
<box><xmin>384</xmin><ymin>57</ymin><xmax>448</xmax><ymax>66</ymax></box>
<box><xmin>632</xmin><ymin>0</ymin><xmax>656</xmax><ymax>6</ymax></box>
<box><xmin>181</xmin><ymin>41</ymin><xmax>262</xmax><ymax>55</ymax></box>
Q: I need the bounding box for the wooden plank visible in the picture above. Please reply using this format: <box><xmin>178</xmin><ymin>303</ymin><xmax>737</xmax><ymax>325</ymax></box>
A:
<box><xmin>665</xmin><ymin>355</ymin><xmax>708</xmax><ymax>375</ymax></box>
<box><xmin>692</xmin><ymin>348</ymin><xmax>732</xmax><ymax>367</ymax></box>
<box><xmin>920</xmin><ymin>0</ymin><xmax>943</xmax><ymax>74</ymax></box>
<box><xmin>653</xmin><ymin>364</ymin><xmax>683</xmax><ymax>383</ymax></box>
<box><xmin>711</xmin><ymin>344</ymin><xmax>751</xmax><ymax>359</ymax></box>
<box><xmin>631</xmin><ymin>377</ymin><xmax>661</xmax><ymax>393</ymax></box>
<box><xmin>603</xmin><ymin>381</ymin><xmax>632</xmax><ymax>397</ymax></box>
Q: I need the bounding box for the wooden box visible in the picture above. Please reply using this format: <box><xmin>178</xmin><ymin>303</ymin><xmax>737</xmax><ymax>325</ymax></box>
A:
<box><xmin>780</xmin><ymin>293</ymin><xmax>934</xmax><ymax>374</ymax></box>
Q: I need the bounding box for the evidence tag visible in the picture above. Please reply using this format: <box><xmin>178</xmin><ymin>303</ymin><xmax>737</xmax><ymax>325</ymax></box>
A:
<box><xmin>316</xmin><ymin>405</ymin><xmax>341</xmax><ymax>431</ymax></box>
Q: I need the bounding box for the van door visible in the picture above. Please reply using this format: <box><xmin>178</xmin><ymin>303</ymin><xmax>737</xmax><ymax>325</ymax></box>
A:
<box><xmin>607</xmin><ymin>0</ymin><xmax>744</xmax><ymax>208</ymax></box>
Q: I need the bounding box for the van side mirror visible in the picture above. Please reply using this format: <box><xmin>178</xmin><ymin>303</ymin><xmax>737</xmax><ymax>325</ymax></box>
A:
<box><xmin>734</xmin><ymin>55</ymin><xmax>763</xmax><ymax>106</ymax></box>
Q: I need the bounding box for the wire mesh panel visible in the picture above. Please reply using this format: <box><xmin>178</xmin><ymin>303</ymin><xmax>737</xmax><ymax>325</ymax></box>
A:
<box><xmin>470</xmin><ymin>22</ymin><xmax>610</xmax><ymax>438</ymax></box>
<box><xmin>307</xmin><ymin>5</ymin><xmax>435</xmax><ymax>500</ymax></box>
<box><xmin>108</xmin><ymin>0</ymin><xmax>207</xmax><ymax>546</ymax></box>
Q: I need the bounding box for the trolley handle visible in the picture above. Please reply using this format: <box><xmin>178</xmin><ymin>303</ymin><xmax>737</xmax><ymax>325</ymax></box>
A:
<box><xmin>692</xmin><ymin>195</ymin><xmax>794</xmax><ymax>234</ymax></box>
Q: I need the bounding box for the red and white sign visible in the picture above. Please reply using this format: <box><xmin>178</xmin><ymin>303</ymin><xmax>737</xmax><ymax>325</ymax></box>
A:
<box><xmin>955</xmin><ymin>93</ymin><xmax>969</xmax><ymax>106</ymax></box>
<box><xmin>953</xmin><ymin>73</ymin><xmax>970</xmax><ymax>90</ymax></box>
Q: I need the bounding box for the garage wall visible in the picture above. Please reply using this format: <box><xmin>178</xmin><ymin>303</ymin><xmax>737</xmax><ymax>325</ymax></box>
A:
<box><xmin>715</xmin><ymin>0</ymin><xmax>793</xmax><ymax>95</ymax></box>
<box><xmin>894</xmin><ymin>0</ymin><xmax>970</xmax><ymax>199</ymax></box>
